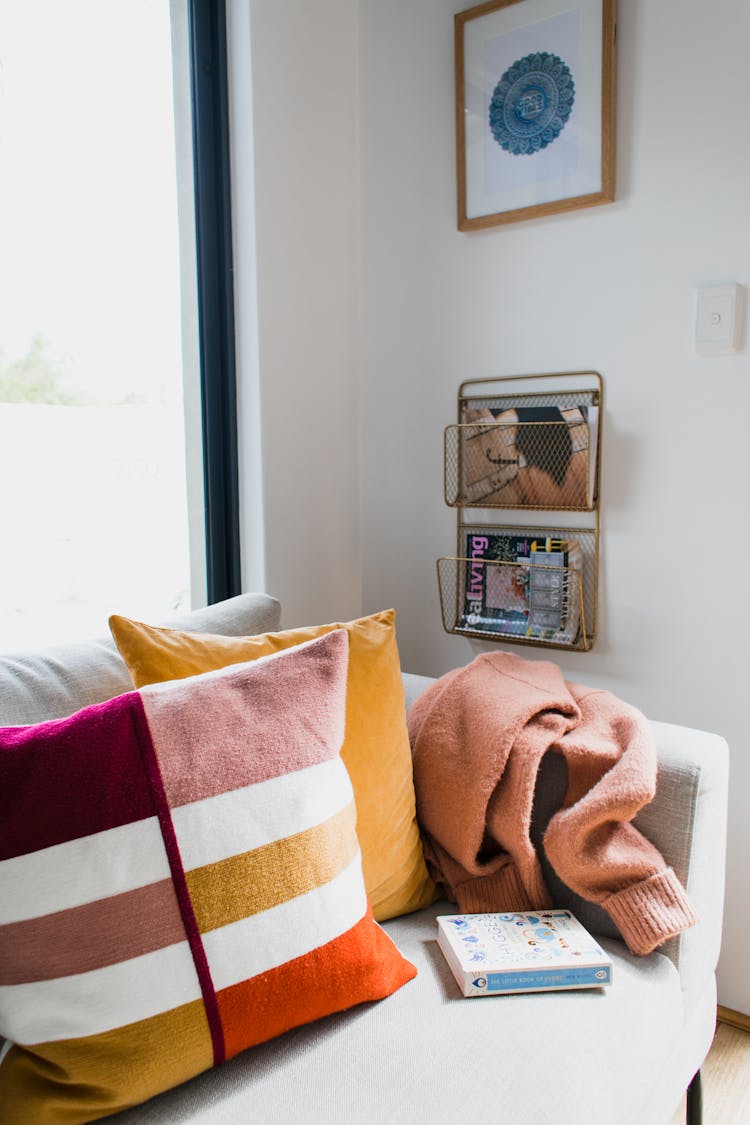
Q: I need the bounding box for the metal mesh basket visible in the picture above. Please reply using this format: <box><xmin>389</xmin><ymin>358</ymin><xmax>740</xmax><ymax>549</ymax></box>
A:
<box><xmin>445</xmin><ymin>388</ymin><xmax>599</xmax><ymax>511</ymax></box>
<box><xmin>437</xmin><ymin>523</ymin><xmax>598</xmax><ymax>652</ymax></box>
<box><xmin>439</xmin><ymin>372</ymin><xmax>602</xmax><ymax>651</ymax></box>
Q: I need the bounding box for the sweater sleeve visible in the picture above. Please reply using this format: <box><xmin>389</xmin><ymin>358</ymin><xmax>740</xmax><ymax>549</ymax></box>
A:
<box><xmin>408</xmin><ymin>653</ymin><xmax>579</xmax><ymax>915</ymax></box>
<box><xmin>542</xmin><ymin>688</ymin><xmax>698</xmax><ymax>955</ymax></box>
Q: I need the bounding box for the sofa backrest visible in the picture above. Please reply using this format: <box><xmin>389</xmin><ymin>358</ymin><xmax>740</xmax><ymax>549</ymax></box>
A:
<box><xmin>0</xmin><ymin>593</ymin><xmax>281</xmax><ymax>726</ymax></box>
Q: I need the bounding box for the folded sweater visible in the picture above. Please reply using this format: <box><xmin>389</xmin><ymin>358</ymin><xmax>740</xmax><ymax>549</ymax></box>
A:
<box><xmin>407</xmin><ymin>651</ymin><xmax>698</xmax><ymax>955</ymax></box>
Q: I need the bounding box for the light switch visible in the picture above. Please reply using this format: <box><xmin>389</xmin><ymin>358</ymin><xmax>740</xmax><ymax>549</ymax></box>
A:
<box><xmin>695</xmin><ymin>284</ymin><xmax>743</xmax><ymax>356</ymax></box>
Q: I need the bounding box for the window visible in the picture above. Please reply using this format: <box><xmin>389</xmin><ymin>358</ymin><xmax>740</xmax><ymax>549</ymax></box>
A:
<box><xmin>0</xmin><ymin>0</ymin><xmax>239</xmax><ymax>651</ymax></box>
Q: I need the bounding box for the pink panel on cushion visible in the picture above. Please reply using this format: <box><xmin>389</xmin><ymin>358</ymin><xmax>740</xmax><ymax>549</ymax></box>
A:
<box><xmin>139</xmin><ymin>631</ymin><xmax>349</xmax><ymax>808</ymax></box>
<box><xmin>0</xmin><ymin>693</ymin><xmax>157</xmax><ymax>860</ymax></box>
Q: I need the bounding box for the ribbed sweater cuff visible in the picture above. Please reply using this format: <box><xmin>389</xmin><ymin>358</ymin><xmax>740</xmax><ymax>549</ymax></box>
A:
<box><xmin>455</xmin><ymin>862</ymin><xmax>537</xmax><ymax>915</ymax></box>
<box><xmin>603</xmin><ymin>868</ymin><xmax>699</xmax><ymax>955</ymax></box>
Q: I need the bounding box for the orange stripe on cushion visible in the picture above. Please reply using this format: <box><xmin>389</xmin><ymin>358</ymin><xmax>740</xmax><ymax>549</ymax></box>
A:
<box><xmin>0</xmin><ymin>879</ymin><xmax>184</xmax><ymax>984</ymax></box>
<box><xmin>216</xmin><ymin>907</ymin><xmax>417</xmax><ymax>1059</ymax></box>
<box><xmin>185</xmin><ymin>803</ymin><xmax>358</xmax><ymax>933</ymax></box>
<box><xmin>0</xmin><ymin>1000</ymin><xmax>213</xmax><ymax>1125</ymax></box>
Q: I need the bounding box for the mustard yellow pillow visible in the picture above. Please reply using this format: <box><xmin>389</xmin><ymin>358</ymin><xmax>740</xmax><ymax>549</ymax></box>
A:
<box><xmin>109</xmin><ymin>609</ymin><xmax>437</xmax><ymax>922</ymax></box>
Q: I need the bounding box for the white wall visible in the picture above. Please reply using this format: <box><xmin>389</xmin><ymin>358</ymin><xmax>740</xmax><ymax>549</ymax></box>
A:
<box><xmin>238</xmin><ymin>0</ymin><xmax>750</xmax><ymax>1013</ymax></box>
<box><xmin>358</xmin><ymin>0</ymin><xmax>750</xmax><ymax>1012</ymax></box>
<box><xmin>241</xmin><ymin>0</ymin><xmax>362</xmax><ymax>628</ymax></box>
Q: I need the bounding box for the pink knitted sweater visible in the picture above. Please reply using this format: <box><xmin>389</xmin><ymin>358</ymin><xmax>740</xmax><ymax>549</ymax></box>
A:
<box><xmin>408</xmin><ymin>651</ymin><xmax>698</xmax><ymax>955</ymax></box>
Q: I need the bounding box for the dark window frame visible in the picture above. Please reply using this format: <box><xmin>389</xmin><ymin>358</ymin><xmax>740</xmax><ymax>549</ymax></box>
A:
<box><xmin>187</xmin><ymin>0</ymin><xmax>241</xmax><ymax>603</ymax></box>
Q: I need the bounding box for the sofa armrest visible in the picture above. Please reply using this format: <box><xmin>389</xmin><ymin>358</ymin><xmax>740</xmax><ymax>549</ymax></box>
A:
<box><xmin>635</xmin><ymin>721</ymin><xmax>729</xmax><ymax>994</ymax></box>
<box><xmin>402</xmin><ymin>672</ymin><xmax>729</xmax><ymax>993</ymax></box>
<box><xmin>403</xmin><ymin>672</ymin><xmax>434</xmax><ymax>713</ymax></box>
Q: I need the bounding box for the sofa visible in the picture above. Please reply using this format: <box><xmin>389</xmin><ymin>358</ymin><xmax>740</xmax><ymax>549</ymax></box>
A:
<box><xmin>0</xmin><ymin>593</ymin><xmax>729</xmax><ymax>1125</ymax></box>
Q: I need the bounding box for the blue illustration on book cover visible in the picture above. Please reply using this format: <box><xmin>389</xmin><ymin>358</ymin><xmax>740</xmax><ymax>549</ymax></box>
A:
<box><xmin>437</xmin><ymin>911</ymin><xmax>613</xmax><ymax>996</ymax></box>
<box><xmin>489</xmin><ymin>52</ymin><xmax>575</xmax><ymax>156</ymax></box>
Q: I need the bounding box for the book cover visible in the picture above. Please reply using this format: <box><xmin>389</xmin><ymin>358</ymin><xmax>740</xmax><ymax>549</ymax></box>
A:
<box><xmin>437</xmin><ymin>911</ymin><xmax>613</xmax><ymax>997</ymax></box>
<box><xmin>460</xmin><ymin>530</ymin><xmax>582</xmax><ymax>642</ymax></box>
<box><xmin>460</xmin><ymin>403</ymin><xmax>598</xmax><ymax>508</ymax></box>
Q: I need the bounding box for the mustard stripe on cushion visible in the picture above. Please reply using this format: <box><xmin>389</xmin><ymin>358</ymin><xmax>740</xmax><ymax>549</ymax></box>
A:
<box><xmin>203</xmin><ymin>853</ymin><xmax>368</xmax><ymax>992</ymax></box>
<box><xmin>139</xmin><ymin>638</ymin><xmax>347</xmax><ymax>809</ymax></box>
<box><xmin>0</xmin><ymin>999</ymin><xmax>213</xmax><ymax>1125</ymax></box>
<box><xmin>0</xmin><ymin>879</ymin><xmax>184</xmax><ymax>985</ymax></box>
<box><xmin>0</xmin><ymin>940</ymin><xmax>202</xmax><ymax>1045</ymax></box>
<box><xmin>186</xmin><ymin>802</ymin><xmax>358</xmax><ymax>934</ymax></box>
<box><xmin>0</xmin><ymin>817</ymin><xmax>170</xmax><ymax>926</ymax></box>
<box><xmin>172</xmin><ymin>756</ymin><xmax>353</xmax><ymax>873</ymax></box>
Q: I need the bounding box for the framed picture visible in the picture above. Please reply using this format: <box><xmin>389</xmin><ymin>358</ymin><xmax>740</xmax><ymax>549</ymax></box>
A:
<box><xmin>455</xmin><ymin>0</ymin><xmax>616</xmax><ymax>230</ymax></box>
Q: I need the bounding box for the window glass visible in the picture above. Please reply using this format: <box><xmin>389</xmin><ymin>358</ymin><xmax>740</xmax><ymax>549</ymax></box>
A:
<box><xmin>0</xmin><ymin>1</ymin><xmax>201</xmax><ymax>650</ymax></box>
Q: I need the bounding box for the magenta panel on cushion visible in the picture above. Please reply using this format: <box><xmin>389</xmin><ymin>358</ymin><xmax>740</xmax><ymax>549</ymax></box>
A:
<box><xmin>0</xmin><ymin>692</ymin><xmax>157</xmax><ymax>859</ymax></box>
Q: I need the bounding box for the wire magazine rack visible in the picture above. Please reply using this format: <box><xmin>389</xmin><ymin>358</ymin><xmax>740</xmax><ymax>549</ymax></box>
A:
<box><xmin>437</xmin><ymin>371</ymin><xmax>602</xmax><ymax>653</ymax></box>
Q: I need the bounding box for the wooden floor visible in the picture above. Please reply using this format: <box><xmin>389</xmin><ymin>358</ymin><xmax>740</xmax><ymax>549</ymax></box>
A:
<box><xmin>668</xmin><ymin>1022</ymin><xmax>750</xmax><ymax>1124</ymax></box>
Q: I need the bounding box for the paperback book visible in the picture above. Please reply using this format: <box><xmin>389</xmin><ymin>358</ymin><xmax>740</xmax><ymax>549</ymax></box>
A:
<box><xmin>437</xmin><ymin>911</ymin><xmax>613</xmax><ymax>997</ymax></box>
<box><xmin>459</xmin><ymin>529</ymin><xmax>583</xmax><ymax>643</ymax></box>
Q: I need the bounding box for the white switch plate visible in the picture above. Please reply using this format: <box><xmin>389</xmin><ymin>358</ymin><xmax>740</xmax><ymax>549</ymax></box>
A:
<box><xmin>695</xmin><ymin>284</ymin><xmax>743</xmax><ymax>356</ymax></box>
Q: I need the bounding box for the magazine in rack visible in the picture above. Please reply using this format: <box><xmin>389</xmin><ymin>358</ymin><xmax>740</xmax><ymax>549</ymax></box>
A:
<box><xmin>438</xmin><ymin>371</ymin><xmax>602</xmax><ymax>652</ymax></box>
<box><xmin>459</xmin><ymin>529</ymin><xmax>583</xmax><ymax>644</ymax></box>
<box><xmin>460</xmin><ymin>401</ymin><xmax>599</xmax><ymax>509</ymax></box>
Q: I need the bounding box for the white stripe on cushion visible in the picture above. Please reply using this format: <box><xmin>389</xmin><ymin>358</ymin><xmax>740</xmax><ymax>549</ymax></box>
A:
<box><xmin>0</xmin><ymin>818</ymin><xmax>170</xmax><ymax>926</ymax></box>
<box><xmin>172</xmin><ymin>756</ymin><xmax>354</xmax><ymax>872</ymax></box>
<box><xmin>0</xmin><ymin>940</ymin><xmax>200</xmax><ymax>1045</ymax></box>
<box><xmin>205</xmin><ymin>852</ymin><xmax>368</xmax><ymax>991</ymax></box>
<box><xmin>0</xmin><ymin>856</ymin><xmax>368</xmax><ymax>1045</ymax></box>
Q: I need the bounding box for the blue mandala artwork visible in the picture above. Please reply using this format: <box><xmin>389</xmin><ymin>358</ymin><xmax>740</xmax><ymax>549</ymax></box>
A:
<box><xmin>489</xmin><ymin>52</ymin><xmax>575</xmax><ymax>155</ymax></box>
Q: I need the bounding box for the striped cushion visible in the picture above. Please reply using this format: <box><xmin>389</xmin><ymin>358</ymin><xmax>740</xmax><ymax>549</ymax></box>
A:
<box><xmin>109</xmin><ymin>608</ymin><xmax>438</xmax><ymax>921</ymax></box>
<box><xmin>107</xmin><ymin>612</ymin><xmax>436</xmax><ymax>918</ymax></box>
<box><xmin>0</xmin><ymin>631</ymin><xmax>417</xmax><ymax>1124</ymax></box>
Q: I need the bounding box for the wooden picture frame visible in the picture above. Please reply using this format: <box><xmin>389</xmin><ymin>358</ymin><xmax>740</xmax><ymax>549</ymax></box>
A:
<box><xmin>455</xmin><ymin>0</ymin><xmax>616</xmax><ymax>230</ymax></box>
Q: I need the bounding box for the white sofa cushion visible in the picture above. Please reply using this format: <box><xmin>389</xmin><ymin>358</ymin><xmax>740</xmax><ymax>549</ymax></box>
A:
<box><xmin>0</xmin><ymin>593</ymin><xmax>281</xmax><ymax>726</ymax></box>
<box><xmin>108</xmin><ymin>901</ymin><xmax>708</xmax><ymax>1125</ymax></box>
